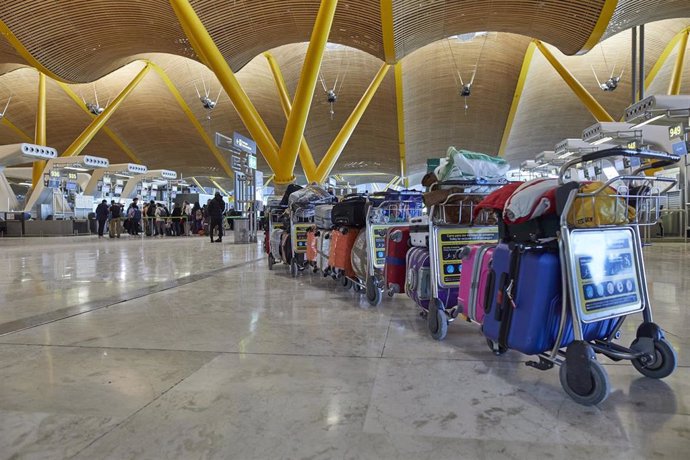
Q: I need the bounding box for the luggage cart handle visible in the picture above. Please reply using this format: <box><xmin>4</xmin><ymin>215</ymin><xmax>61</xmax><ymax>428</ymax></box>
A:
<box><xmin>632</xmin><ymin>159</ymin><xmax>679</xmax><ymax>176</ymax></box>
<box><xmin>558</xmin><ymin>148</ymin><xmax>680</xmax><ymax>184</ymax></box>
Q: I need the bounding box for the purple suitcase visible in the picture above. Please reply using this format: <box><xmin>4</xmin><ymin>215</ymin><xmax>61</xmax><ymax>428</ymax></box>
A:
<box><xmin>405</xmin><ymin>247</ymin><xmax>458</xmax><ymax>312</ymax></box>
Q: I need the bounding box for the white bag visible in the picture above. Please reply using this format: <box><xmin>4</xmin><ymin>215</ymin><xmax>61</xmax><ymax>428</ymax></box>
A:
<box><xmin>435</xmin><ymin>147</ymin><xmax>509</xmax><ymax>182</ymax></box>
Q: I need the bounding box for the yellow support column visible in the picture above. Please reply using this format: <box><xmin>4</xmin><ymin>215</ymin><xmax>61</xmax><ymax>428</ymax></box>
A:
<box><xmin>1</xmin><ymin>117</ymin><xmax>32</xmax><ymax>143</ymax></box>
<box><xmin>31</xmin><ymin>72</ymin><xmax>47</xmax><ymax>187</ymax></box>
<box><xmin>669</xmin><ymin>29</ymin><xmax>689</xmax><ymax>95</ymax></box>
<box><xmin>393</xmin><ymin>62</ymin><xmax>407</xmax><ymax>187</ymax></box>
<box><xmin>276</xmin><ymin>0</ymin><xmax>338</xmax><ymax>184</ymax></box>
<box><xmin>534</xmin><ymin>40</ymin><xmax>614</xmax><ymax>122</ymax></box>
<box><xmin>62</xmin><ymin>63</ymin><xmax>151</xmax><ymax>157</ymax></box>
<box><xmin>315</xmin><ymin>63</ymin><xmax>391</xmax><ymax>183</ymax></box>
<box><xmin>499</xmin><ymin>42</ymin><xmax>537</xmax><ymax>157</ymax></box>
<box><xmin>263</xmin><ymin>52</ymin><xmax>318</xmax><ymax>182</ymax></box>
<box><xmin>169</xmin><ymin>0</ymin><xmax>280</xmax><ymax>170</ymax></box>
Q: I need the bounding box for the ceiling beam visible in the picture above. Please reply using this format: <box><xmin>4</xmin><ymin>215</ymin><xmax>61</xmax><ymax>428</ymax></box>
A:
<box><xmin>669</xmin><ymin>29</ymin><xmax>689</xmax><ymax>95</ymax></box>
<box><xmin>380</xmin><ymin>0</ymin><xmax>396</xmax><ymax>64</ymax></box>
<box><xmin>394</xmin><ymin>62</ymin><xmax>407</xmax><ymax>187</ymax></box>
<box><xmin>576</xmin><ymin>0</ymin><xmax>619</xmax><ymax>55</ymax></box>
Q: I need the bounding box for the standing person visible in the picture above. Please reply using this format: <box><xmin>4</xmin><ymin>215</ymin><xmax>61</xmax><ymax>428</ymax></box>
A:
<box><xmin>155</xmin><ymin>203</ymin><xmax>166</xmax><ymax>237</ymax></box>
<box><xmin>192</xmin><ymin>202</ymin><xmax>202</xmax><ymax>234</ymax></box>
<box><xmin>95</xmin><ymin>200</ymin><xmax>109</xmax><ymax>238</ymax></box>
<box><xmin>146</xmin><ymin>200</ymin><xmax>157</xmax><ymax>236</ymax></box>
<box><xmin>171</xmin><ymin>203</ymin><xmax>183</xmax><ymax>236</ymax></box>
<box><xmin>183</xmin><ymin>201</ymin><xmax>192</xmax><ymax>235</ymax></box>
<box><xmin>109</xmin><ymin>200</ymin><xmax>122</xmax><ymax>238</ymax></box>
<box><xmin>127</xmin><ymin>198</ymin><xmax>141</xmax><ymax>235</ymax></box>
<box><xmin>208</xmin><ymin>192</ymin><xmax>225</xmax><ymax>243</ymax></box>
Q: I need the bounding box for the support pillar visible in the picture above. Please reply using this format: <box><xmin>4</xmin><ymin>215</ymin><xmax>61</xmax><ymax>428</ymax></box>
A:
<box><xmin>31</xmin><ymin>72</ymin><xmax>47</xmax><ymax>187</ymax></box>
<box><xmin>669</xmin><ymin>29</ymin><xmax>689</xmax><ymax>95</ymax></box>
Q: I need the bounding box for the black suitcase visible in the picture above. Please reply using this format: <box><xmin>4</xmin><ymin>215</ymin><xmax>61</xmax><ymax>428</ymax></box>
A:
<box><xmin>332</xmin><ymin>195</ymin><xmax>368</xmax><ymax>228</ymax></box>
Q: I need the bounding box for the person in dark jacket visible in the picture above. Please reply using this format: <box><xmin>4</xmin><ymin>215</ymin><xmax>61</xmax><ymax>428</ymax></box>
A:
<box><xmin>109</xmin><ymin>200</ymin><xmax>122</xmax><ymax>238</ymax></box>
<box><xmin>208</xmin><ymin>192</ymin><xmax>225</xmax><ymax>243</ymax></box>
<box><xmin>95</xmin><ymin>200</ymin><xmax>109</xmax><ymax>238</ymax></box>
<box><xmin>171</xmin><ymin>203</ymin><xmax>183</xmax><ymax>236</ymax></box>
<box><xmin>146</xmin><ymin>199</ymin><xmax>157</xmax><ymax>236</ymax></box>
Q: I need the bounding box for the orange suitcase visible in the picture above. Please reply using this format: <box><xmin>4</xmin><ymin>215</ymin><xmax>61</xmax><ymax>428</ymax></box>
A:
<box><xmin>306</xmin><ymin>228</ymin><xmax>318</xmax><ymax>262</ymax></box>
<box><xmin>328</xmin><ymin>228</ymin><xmax>360</xmax><ymax>277</ymax></box>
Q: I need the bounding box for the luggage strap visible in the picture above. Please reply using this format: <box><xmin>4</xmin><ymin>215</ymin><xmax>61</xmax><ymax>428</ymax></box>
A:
<box><xmin>497</xmin><ymin>245</ymin><xmax>523</xmax><ymax>349</ymax></box>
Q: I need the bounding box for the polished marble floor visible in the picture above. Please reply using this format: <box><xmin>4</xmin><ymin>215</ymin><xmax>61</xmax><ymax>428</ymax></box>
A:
<box><xmin>0</xmin><ymin>235</ymin><xmax>689</xmax><ymax>459</ymax></box>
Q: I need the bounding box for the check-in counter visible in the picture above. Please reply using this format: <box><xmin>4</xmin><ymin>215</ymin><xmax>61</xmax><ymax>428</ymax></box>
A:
<box><xmin>23</xmin><ymin>220</ymin><xmax>74</xmax><ymax>236</ymax></box>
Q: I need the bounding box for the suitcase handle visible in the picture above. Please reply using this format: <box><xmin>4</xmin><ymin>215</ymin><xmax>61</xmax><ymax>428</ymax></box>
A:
<box><xmin>483</xmin><ymin>269</ymin><xmax>496</xmax><ymax>315</ymax></box>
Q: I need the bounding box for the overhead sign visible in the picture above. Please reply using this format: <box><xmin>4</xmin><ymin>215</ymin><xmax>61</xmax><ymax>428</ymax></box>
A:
<box><xmin>233</xmin><ymin>132</ymin><xmax>256</xmax><ymax>155</ymax></box>
<box><xmin>669</xmin><ymin>124</ymin><xmax>684</xmax><ymax>140</ymax></box>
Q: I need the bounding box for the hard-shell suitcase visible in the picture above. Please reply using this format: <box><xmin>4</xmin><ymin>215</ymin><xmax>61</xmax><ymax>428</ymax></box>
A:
<box><xmin>306</xmin><ymin>228</ymin><xmax>318</xmax><ymax>263</ymax></box>
<box><xmin>316</xmin><ymin>230</ymin><xmax>331</xmax><ymax>273</ymax></box>
<box><xmin>482</xmin><ymin>243</ymin><xmax>619</xmax><ymax>355</ymax></box>
<box><xmin>314</xmin><ymin>204</ymin><xmax>334</xmax><ymax>229</ymax></box>
<box><xmin>270</xmin><ymin>229</ymin><xmax>284</xmax><ymax>262</ymax></box>
<box><xmin>384</xmin><ymin>227</ymin><xmax>410</xmax><ymax>294</ymax></box>
<box><xmin>410</xmin><ymin>216</ymin><xmax>429</xmax><ymax>247</ymax></box>
<box><xmin>405</xmin><ymin>247</ymin><xmax>458</xmax><ymax>311</ymax></box>
<box><xmin>457</xmin><ymin>244</ymin><xmax>495</xmax><ymax>324</ymax></box>
<box><xmin>351</xmin><ymin>231</ymin><xmax>368</xmax><ymax>281</ymax></box>
<box><xmin>280</xmin><ymin>232</ymin><xmax>293</xmax><ymax>265</ymax></box>
<box><xmin>329</xmin><ymin>228</ymin><xmax>360</xmax><ymax>277</ymax></box>
<box><xmin>332</xmin><ymin>196</ymin><xmax>368</xmax><ymax>228</ymax></box>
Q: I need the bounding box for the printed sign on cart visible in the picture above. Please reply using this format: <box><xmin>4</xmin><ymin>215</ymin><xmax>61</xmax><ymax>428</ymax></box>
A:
<box><xmin>368</xmin><ymin>225</ymin><xmax>389</xmax><ymax>269</ymax></box>
<box><xmin>436</xmin><ymin>227</ymin><xmax>499</xmax><ymax>286</ymax></box>
<box><xmin>292</xmin><ymin>223</ymin><xmax>312</xmax><ymax>254</ymax></box>
<box><xmin>569</xmin><ymin>228</ymin><xmax>643</xmax><ymax>322</ymax></box>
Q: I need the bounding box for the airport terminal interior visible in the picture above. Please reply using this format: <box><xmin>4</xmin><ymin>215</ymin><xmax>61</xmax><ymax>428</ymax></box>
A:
<box><xmin>2</xmin><ymin>1</ymin><xmax>690</xmax><ymax>459</ymax></box>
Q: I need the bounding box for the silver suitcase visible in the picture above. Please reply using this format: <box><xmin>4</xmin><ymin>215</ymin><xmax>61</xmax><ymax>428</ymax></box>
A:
<box><xmin>314</xmin><ymin>204</ymin><xmax>334</xmax><ymax>229</ymax></box>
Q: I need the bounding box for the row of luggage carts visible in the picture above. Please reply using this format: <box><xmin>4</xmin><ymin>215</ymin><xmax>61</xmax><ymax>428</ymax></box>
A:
<box><xmin>264</xmin><ymin>148</ymin><xmax>680</xmax><ymax>406</ymax></box>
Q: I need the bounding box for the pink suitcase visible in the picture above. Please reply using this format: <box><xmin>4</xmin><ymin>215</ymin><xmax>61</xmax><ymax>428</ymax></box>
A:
<box><xmin>457</xmin><ymin>244</ymin><xmax>495</xmax><ymax>324</ymax></box>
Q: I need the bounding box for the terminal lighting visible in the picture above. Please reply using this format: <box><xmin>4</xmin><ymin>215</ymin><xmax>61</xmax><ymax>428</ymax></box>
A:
<box><xmin>631</xmin><ymin>115</ymin><xmax>666</xmax><ymax>129</ymax></box>
<box><xmin>591</xmin><ymin>136</ymin><xmax>614</xmax><ymax>146</ymax></box>
<box><xmin>557</xmin><ymin>151</ymin><xmax>576</xmax><ymax>159</ymax></box>
<box><xmin>18</xmin><ymin>182</ymin><xmax>32</xmax><ymax>187</ymax></box>
<box><xmin>63</xmin><ymin>165</ymin><xmax>89</xmax><ymax>172</ymax></box>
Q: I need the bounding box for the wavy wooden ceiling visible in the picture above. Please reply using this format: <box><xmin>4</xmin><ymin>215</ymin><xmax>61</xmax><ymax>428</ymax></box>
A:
<box><xmin>0</xmin><ymin>0</ymin><xmax>623</xmax><ymax>83</ymax></box>
<box><xmin>1</xmin><ymin>2</ymin><xmax>690</xmax><ymax>179</ymax></box>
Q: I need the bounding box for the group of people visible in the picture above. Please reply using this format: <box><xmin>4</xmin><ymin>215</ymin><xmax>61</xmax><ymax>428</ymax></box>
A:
<box><xmin>93</xmin><ymin>192</ymin><xmax>229</xmax><ymax>242</ymax></box>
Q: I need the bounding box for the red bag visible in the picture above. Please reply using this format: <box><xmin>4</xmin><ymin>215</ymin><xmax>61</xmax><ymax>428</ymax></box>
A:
<box><xmin>306</xmin><ymin>229</ymin><xmax>318</xmax><ymax>262</ymax></box>
<box><xmin>384</xmin><ymin>227</ymin><xmax>410</xmax><ymax>294</ymax></box>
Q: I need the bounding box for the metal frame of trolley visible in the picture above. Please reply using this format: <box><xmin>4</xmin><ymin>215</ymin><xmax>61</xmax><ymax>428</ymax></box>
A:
<box><xmin>360</xmin><ymin>196</ymin><xmax>424</xmax><ymax>306</ymax></box>
<box><xmin>266</xmin><ymin>204</ymin><xmax>288</xmax><ymax>270</ymax></box>
<box><xmin>425</xmin><ymin>179</ymin><xmax>508</xmax><ymax>340</ymax></box>
<box><xmin>506</xmin><ymin>148</ymin><xmax>679</xmax><ymax>405</ymax></box>
<box><xmin>289</xmin><ymin>197</ymin><xmax>333</xmax><ymax>278</ymax></box>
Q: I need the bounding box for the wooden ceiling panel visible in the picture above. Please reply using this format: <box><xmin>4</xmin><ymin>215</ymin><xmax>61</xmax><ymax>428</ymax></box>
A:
<box><xmin>403</xmin><ymin>33</ymin><xmax>532</xmax><ymax>174</ymax></box>
<box><xmin>604</xmin><ymin>0</ymin><xmax>690</xmax><ymax>40</ymax></box>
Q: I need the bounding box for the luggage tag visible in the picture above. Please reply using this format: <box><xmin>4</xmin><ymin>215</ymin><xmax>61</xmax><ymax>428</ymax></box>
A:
<box><xmin>505</xmin><ymin>279</ymin><xmax>517</xmax><ymax>309</ymax></box>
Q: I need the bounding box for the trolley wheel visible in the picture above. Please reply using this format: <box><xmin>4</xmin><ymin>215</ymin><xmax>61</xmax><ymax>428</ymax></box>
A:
<box><xmin>387</xmin><ymin>289</ymin><xmax>395</xmax><ymax>298</ymax></box>
<box><xmin>486</xmin><ymin>338</ymin><xmax>507</xmax><ymax>355</ymax></box>
<box><xmin>559</xmin><ymin>359</ymin><xmax>610</xmax><ymax>406</ymax></box>
<box><xmin>268</xmin><ymin>254</ymin><xmax>275</xmax><ymax>270</ymax></box>
<box><xmin>427</xmin><ymin>300</ymin><xmax>448</xmax><ymax>341</ymax></box>
<box><xmin>342</xmin><ymin>277</ymin><xmax>353</xmax><ymax>290</ymax></box>
<box><xmin>290</xmin><ymin>260</ymin><xmax>298</xmax><ymax>278</ymax></box>
<box><xmin>631</xmin><ymin>338</ymin><xmax>677</xmax><ymax>379</ymax></box>
<box><xmin>353</xmin><ymin>282</ymin><xmax>364</xmax><ymax>293</ymax></box>
<box><xmin>366</xmin><ymin>277</ymin><xmax>382</xmax><ymax>306</ymax></box>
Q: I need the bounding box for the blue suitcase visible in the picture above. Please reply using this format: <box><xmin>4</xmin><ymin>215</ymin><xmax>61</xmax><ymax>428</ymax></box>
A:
<box><xmin>483</xmin><ymin>243</ymin><xmax>619</xmax><ymax>355</ymax></box>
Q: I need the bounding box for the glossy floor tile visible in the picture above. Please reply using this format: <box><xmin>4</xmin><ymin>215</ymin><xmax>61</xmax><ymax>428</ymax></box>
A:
<box><xmin>0</xmin><ymin>236</ymin><xmax>689</xmax><ymax>459</ymax></box>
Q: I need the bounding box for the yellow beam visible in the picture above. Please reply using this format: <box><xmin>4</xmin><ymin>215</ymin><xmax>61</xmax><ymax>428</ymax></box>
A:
<box><xmin>499</xmin><ymin>42</ymin><xmax>537</xmax><ymax>157</ymax></box>
<box><xmin>393</xmin><ymin>62</ymin><xmax>407</xmax><ymax>185</ymax></box>
<box><xmin>276</xmin><ymin>0</ymin><xmax>338</xmax><ymax>184</ymax></box>
<box><xmin>191</xmin><ymin>177</ymin><xmax>207</xmax><ymax>193</ymax></box>
<box><xmin>62</xmin><ymin>63</ymin><xmax>151</xmax><ymax>157</ymax></box>
<box><xmin>384</xmin><ymin>175</ymin><xmax>399</xmax><ymax>190</ymax></box>
<box><xmin>263</xmin><ymin>52</ymin><xmax>318</xmax><ymax>182</ymax></box>
<box><xmin>209</xmin><ymin>177</ymin><xmax>229</xmax><ymax>196</ymax></box>
<box><xmin>380</xmin><ymin>0</ymin><xmax>396</xmax><ymax>64</ymax></box>
<box><xmin>31</xmin><ymin>72</ymin><xmax>47</xmax><ymax>186</ymax></box>
<box><xmin>669</xmin><ymin>30</ymin><xmax>689</xmax><ymax>95</ymax></box>
<box><xmin>644</xmin><ymin>27</ymin><xmax>690</xmax><ymax>91</ymax></box>
<box><xmin>534</xmin><ymin>40</ymin><xmax>613</xmax><ymax>122</ymax></box>
<box><xmin>148</xmin><ymin>62</ymin><xmax>234</xmax><ymax>178</ymax></box>
<box><xmin>576</xmin><ymin>0</ymin><xmax>619</xmax><ymax>55</ymax></box>
<box><xmin>169</xmin><ymin>0</ymin><xmax>280</xmax><ymax>171</ymax></box>
<box><xmin>1</xmin><ymin>117</ymin><xmax>32</xmax><ymax>142</ymax></box>
<box><xmin>315</xmin><ymin>63</ymin><xmax>391</xmax><ymax>183</ymax></box>
<box><xmin>264</xmin><ymin>174</ymin><xmax>275</xmax><ymax>186</ymax></box>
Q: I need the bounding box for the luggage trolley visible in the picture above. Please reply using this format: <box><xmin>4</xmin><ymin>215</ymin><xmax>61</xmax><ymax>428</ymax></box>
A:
<box><xmin>426</xmin><ymin>179</ymin><xmax>508</xmax><ymax>340</ymax></box>
<box><xmin>532</xmin><ymin>148</ymin><xmax>679</xmax><ymax>405</ymax></box>
<box><xmin>289</xmin><ymin>197</ymin><xmax>333</xmax><ymax>278</ymax></box>
<box><xmin>363</xmin><ymin>192</ymin><xmax>423</xmax><ymax>306</ymax></box>
<box><xmin>266</xmin><ymin>204</ymin><xmax>287</xmax><ymax>270</ymax></box>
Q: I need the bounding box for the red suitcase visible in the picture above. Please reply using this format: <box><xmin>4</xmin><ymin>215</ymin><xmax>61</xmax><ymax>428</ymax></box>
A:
<box><xmin>384</xmin><ymin>226</ymin><xmax>410</xmax><ymax>294</ymax></box>
<box><xmin>457</xmin><ymin>244</ymin><xmax>495</xmax><ymax>324</ymax></box>
<box><xmin>306</xmin><ymin>228</ymin><xmax>318</xmax><ymax>263</ymax></box>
